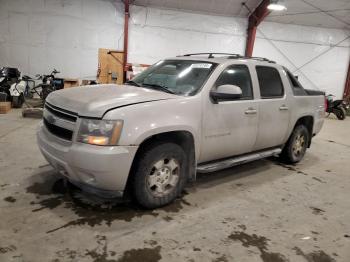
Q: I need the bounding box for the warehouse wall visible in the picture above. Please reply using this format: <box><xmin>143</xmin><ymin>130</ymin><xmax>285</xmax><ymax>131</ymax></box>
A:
<box><xmin>0</xmin><ymin>0</ymin><xmax>125</xmax><ymax>80</ymax></box>
<box><xmin>129</xmin><ymin>7</ymin><xmax>350</xmax><ymax>97</ymax></box>
<box><xmin>128</xmin><ymin>6</ymin><xmax>247</xmax><ymax>64</ymax></box>
<box><xmin>0</xmin><ymin>0</ymin><xmax>349</xmax><ymax>98</ymax></box>
<box><xmin>131</xmin><ymin>6</ymin><xmax>350</xmax><ymax>97</ymax></box>
<box><xmin>254</xmin><ymin>22</ymin><xmax>350</xmax><ymax>98</ymax></box>
<box><xmin>0</xmin><ymin>0</ymin><xmax>247</xmax><ymax>80</ymax></box>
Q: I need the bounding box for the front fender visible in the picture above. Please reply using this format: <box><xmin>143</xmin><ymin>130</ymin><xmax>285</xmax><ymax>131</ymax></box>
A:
<box><xmin>103</xmin><ymin>96</ymin><xmax>202</xmax><ymax>158</ymax></box>
<box><xmin>133</xmin><ymin>125</ymin><xmax>197</xmax><ymax>146</ymax></box>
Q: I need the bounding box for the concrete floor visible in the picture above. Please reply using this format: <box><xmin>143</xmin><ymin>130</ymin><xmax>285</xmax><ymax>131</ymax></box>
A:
<box><xmin>0</xmin><ymin>109</ymin><xmax>349</xmax><ymax>262</ymax></box>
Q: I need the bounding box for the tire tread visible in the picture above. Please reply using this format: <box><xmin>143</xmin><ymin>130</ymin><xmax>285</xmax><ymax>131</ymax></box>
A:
<box><xmin>132</xmin><ymin>142</ymin><xmax>186</xmax><ymax>209</ymax></box>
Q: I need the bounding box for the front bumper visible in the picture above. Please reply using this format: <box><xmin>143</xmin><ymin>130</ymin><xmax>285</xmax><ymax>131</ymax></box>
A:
<box><xmin>37</xmin><ymin>122</ymin><xmax>138</xmax><ymax>197</ymax></box>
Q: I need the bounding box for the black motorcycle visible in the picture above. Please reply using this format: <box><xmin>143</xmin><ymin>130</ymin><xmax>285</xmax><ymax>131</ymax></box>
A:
<box><xmin>27</xmin><ymin>69</ymin><xmax>63</xmax><ymax>101</ymax></box>
<box><xmin>326</xmin><ymin>94</ymin><xmax>347</xmax><ymax>120</ymax></box>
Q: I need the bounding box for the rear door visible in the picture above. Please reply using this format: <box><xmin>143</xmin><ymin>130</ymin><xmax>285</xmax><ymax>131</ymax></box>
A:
<box><xmin>253</xmin><ymin>66</ymin><xmax>291</xmax><ymax>150</ymax></box>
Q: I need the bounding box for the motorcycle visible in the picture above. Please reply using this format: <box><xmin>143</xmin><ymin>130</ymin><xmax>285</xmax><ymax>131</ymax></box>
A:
<box><xmin>326</xmin><ymin>94</ymin><xmax>347</xmax><ymax>120</ymax></box>
<box><xmin>26</xmin><ymin>69</ymin><xmax>62</xmax><ymax>101</ymax></box>
<box><xmin>0</xmin><ymin>67</ymin><xmax>26</xmax><ymax>107</ymax></box>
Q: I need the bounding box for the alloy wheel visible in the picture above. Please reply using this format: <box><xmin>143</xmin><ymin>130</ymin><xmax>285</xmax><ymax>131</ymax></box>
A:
<box><xmin>147</xmin><ymin>158</ymin><xmax>180</xmax><ymax>197</ymax></box>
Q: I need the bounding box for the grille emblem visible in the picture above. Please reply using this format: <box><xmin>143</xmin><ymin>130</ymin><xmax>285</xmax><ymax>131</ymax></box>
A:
<box><xmin>46</xmin><ymin>114</ymin><xmax>56</xmax><ymax>124</ymax></box>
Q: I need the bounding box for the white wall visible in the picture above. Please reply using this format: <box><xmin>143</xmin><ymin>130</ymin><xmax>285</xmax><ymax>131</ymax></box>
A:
<box><xmin>0</xmin><ymin>0</ymin><xmax>349</xmax><ymax>98</ymax></box>
<box><xmin>128</xmin><ymin>5</ymin><xmax>247</xmax><ymax>64</ymax></box>
<box><xmin>0</xmin><ymin>0</ymin><xmax>124</xmax><ymax>79</ymax></box>
<box><xmin>0</xmin><ymin>0</ymin><xmax>247</xmax><ymax>79</ymax></box>
<box><xmin>131</xmin><ymin>8</ymin><xmax>350</xmax><ymax>98</ymax></box>
<box><xmin>254</xmin><ymin>22</ymin><xmax>350</xmax><ymax>98</ymax></box>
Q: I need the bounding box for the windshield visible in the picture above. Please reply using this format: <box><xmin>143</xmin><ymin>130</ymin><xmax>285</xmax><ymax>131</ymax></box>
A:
<box><xmin>129</xmin><ymin>60</ymin><xmax>217</xmax><ymax>96</ymax></box>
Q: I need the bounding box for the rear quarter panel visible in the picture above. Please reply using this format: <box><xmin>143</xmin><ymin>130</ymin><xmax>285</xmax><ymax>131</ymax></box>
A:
<box><xmin>278</xmin><ymin>67</ymin><xmax>325</xmax><ymax>142</ymax></box>
<box><xmin>288</xmin><ymin>95</ymin><xmax>325</xmax><ymax>138</ymax></box>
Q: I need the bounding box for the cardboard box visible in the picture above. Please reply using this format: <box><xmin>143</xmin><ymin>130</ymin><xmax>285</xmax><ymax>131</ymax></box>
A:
<box><xmin>64</xmin><ymin>78</ymin><xmax>79</xmax><ymax>88</ymax></box>
<box><xmin>0</xmin><ymin>102</ymin><xmax>11</xmax><ymax>114</ymax></box>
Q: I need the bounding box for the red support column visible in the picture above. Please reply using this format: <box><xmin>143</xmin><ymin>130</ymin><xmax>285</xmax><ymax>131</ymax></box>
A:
<box><xmin>343</xmin><ymin>61</ymin><xmax>350</xmax><ymax>100</ymax></box>
<box><xmin>245</xmin><ymin>0</ymin><xmax>270</xmax><ymax>57</ymax></box>
<box><xmin>123</xmin><ymin>0</ymin><xmax>130</xmax><ymax>82</ymax></box>
<box><xmin>245</xmin><ymin>26</ymin><xmax>257</xmax><ymax>58</ymax></box>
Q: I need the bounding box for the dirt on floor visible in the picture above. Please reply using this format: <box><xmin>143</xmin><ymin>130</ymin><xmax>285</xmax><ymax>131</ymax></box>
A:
<box><xmin>0</xmin><ymin>109</ymin><xmax>349</xmax><ymax>262</ymax></box>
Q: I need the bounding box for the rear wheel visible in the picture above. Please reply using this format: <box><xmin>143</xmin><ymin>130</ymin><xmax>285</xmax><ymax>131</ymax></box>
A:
<box><xmin>334</xmin><ymin>107</ymin><xmax>346</xmax><ymax>120</ymax></box>
<box><xmin>280</xmin><ymin>125</ymin><xmax>309</xmax><ymax>164</ymax></box>
<box><xmin>11</xmin><ymin>94</ymin><xmax>24</xmax><ymax>108</ymax></box>
<box><xmin>132</xmin><ymin>142</ymin><xmax>186</xmax><ymax>209</ymax></box>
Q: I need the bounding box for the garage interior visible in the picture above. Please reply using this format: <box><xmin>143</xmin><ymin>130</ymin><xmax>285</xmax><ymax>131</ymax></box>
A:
<box><xmin>0</xmin><ymin>0</ymin><xmax>350</xmax><ymax>261</ymax></box>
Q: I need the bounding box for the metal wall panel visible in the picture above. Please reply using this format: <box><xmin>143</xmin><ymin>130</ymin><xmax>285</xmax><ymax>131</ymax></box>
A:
<box><xmin>254</xmin><ymin>22</ymin><xmax>350</xmax><ymax>98</ymax></box>
<box><xmin>128</xmin><ymin>5</ymin><xmax>247</xmax><ymax>64</ymax></box>
<box><xmin>0</xmin><ymin>0</ymin><xmax>348</xmax><ymax>99</ymax></box>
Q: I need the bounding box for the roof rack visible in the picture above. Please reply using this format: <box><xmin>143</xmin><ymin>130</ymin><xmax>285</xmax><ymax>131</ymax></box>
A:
<box><xmin>248</xmin><ymin>56</ymin><xmax>276</xmax><ymax>64</ymax></box>
<box><xmin>178</xmin><ymin>53</ymin><xmax>276</xmax><ymax>64</ymax></box>
<box><xmin>181</xmin><ymin>53</ymin><xmax>243</xmax><ymax>59</ymax></box>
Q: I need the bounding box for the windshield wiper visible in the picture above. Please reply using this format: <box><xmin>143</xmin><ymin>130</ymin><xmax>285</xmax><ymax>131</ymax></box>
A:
<box><xmin>141</xmin><ymin>83</ymin><xmax>175</xmax><ymax>94</ymax></box>
<box><xmin>125</xmin><ymin>80</ymin><xmax>141</xmax><ymax>87</ymax></box>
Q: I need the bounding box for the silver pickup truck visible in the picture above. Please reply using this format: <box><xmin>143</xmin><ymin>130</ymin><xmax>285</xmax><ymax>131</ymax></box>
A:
<box><xmin>37</xmin><ymin>53</ymin><xmax>325</xmax><ymax>208</ymax></box>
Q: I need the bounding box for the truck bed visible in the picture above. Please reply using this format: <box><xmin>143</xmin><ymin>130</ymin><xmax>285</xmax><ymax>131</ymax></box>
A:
<box><xmin>305</xmin><ymin>89</ymin><xmax>325</xmax><ymax>96</ymax></box>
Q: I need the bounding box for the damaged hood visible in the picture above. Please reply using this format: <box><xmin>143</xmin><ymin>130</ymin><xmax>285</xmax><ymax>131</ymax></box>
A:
<box><xmin>46</xmin><ymin>84</ymin><xmax>178</xmax><ymax>118</ymax></box>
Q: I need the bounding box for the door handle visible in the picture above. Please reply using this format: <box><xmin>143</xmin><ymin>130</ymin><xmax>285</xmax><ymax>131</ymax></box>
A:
<box><xmin>279</xmin><ymin>105</ymin><xmax>289</xmax><ymax>111</ymax></box>
<box><xmin>245</xmin><ymin>108</ymin><xmax>257</xmax><ymax>115</ymax></box>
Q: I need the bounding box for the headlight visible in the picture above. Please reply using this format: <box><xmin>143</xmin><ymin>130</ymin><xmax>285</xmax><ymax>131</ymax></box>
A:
<box><xmin>77</xmin><ymin>119</ymin><xmax>123</xmax><ymax>146</ymax></box>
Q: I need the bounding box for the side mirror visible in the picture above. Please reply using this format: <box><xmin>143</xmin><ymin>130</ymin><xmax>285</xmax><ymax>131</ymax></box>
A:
<box><xmin>210</xmin><ymin>84</ymin><xmax>242</xmax><ymax>103</ymax></box>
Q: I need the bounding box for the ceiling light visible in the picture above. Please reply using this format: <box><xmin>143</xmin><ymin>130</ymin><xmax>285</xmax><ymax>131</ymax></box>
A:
<box><xmin>267</xmin><ymin>0</ymin><xmax>287</xmax><ymax>11</ymax></box>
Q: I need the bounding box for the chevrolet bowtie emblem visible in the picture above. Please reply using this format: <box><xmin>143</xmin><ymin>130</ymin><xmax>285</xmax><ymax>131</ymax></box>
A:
<box><xmin>46</xmin><ymin>114</ymin><xmax>56</xmax><ymax>124</ymax></box>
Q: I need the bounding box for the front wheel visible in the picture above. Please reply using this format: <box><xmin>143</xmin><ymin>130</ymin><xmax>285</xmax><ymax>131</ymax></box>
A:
<box><xmin>132</xmin><ymin>142</ymin><xmax>187</xmax><ymax>209</ymax></box>
<box><xmin>334</xmin><ymin>107</ymin><xmax>346</xmax><ymax>120</ymax></box>
<box><xmin>280</xmin><ymin>125</ymin><xmax>309</xmax><ymax>164</ymax></box>
<box><xmin>11</xmin><ymin>94</ymin><xmax>24</xmax><ymax>108</ymax></box>
<box><xmin>42</xmin><ymin>86</ymin><xmax>54</xmax><ymax>101</ymax></box>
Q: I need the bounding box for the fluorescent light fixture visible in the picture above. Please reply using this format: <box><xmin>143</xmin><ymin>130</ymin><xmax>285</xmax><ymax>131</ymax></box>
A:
<box><xmin>268</xmin><ymin>0</ymin><xmax>287</xmax><ymax>11</ymax></box>
<box><xmin>268</xmin><ymin>4</ymin><xmax>287</xmax><ymax>10</ymax></box>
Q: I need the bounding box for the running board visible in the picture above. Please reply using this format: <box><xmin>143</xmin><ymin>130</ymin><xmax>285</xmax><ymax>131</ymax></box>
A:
<box><xmin>196</xmin><ymin>148</ymin><xmax>282</xmax><ymax>173</ymax></box>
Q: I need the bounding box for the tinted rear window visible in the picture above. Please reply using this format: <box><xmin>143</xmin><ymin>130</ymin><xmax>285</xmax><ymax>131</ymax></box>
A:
<box><xmin>256</xmin><ymin>66</ymin><xmax>284</xmax><ymax>98</ymax></box>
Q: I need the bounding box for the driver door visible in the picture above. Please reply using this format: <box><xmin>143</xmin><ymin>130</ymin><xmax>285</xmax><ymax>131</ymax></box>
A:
<box><xmin>200</xmin><ymin>64</ymin><xmax>259</xmax><ymax>163</ymax></box>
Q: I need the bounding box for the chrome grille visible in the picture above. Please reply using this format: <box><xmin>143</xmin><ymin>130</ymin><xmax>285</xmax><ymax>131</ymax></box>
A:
<box><xmin>43</xmin><ymin>103</ymin><xmax>77</xmax><ymax>141</ymax></box>
<box><xmin>45</xmin><ymin>103</ymin><xmax>77</xmax><ymax>122</ymax></box>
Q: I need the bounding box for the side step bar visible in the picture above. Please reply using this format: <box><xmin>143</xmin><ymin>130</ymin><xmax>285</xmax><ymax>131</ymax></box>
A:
<box><xmin>196</xmin><ymin>148</ymin><xmax>282</xmax><ymax>173</ymax></box>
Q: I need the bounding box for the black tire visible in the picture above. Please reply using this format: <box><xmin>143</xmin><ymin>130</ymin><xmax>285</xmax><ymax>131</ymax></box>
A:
<box><xmin>280</xmin><ymin>125</ymin><xmax>309</xmax><ymax>164</ymax></box>
<box><xmin>334</xmin><ymin>107</ymin><xmax>346</xmax><ymax>120</ymax></box>
<box><xmin>132</xmin><ymin>142</ymin><xmax>187</xmax><ymax>209</ymax></box>
<box><xmin>42</xmin><ymin>88</ymin><xmax>51</xmax><ymax>101</ymax></box>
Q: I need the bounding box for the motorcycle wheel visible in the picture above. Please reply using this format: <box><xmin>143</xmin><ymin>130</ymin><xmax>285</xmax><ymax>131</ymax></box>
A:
<box><xmin>334</xmin><ymin>107</ymin><xmax>346</xmax><ymax>120</ymax></box>
<box><xmin>11</xmin><ymin>94</ymin><xmax>24</xmax><ymax>108</ymax></box>
<box><xmin>42</xmin><ymin>86</ymin><xmax>54</xmax><ymax>101</ymax></box>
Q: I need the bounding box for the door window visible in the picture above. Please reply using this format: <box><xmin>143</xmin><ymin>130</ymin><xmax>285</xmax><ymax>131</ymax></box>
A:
<box><xmin>215</xmin><ymin>65</ymin><xmax>253</xmax><ymax>99</ymax></box>
<box><xmin>256</xmin><ymin>66</ymin><xmax>284</xmax><ymax>98</ymax></box>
